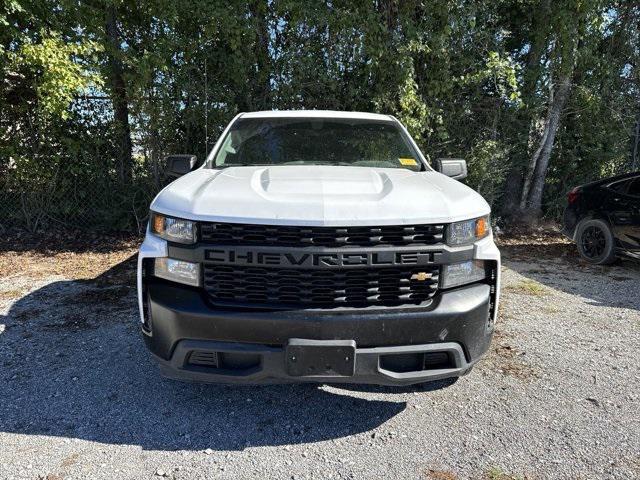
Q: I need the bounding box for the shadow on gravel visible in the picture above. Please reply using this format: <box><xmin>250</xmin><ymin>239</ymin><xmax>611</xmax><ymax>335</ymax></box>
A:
<box><xmin>501</xmin><ymin>242</ymin><xmax>640</xmax><ymax>312</ymax></box>
<box><xmin>0</xmin><ymin>257</ymin><xmax>453</xmax><ymax>452</ymax></box>
<box><xmin>332</xmin><ymin>378</ymin><xmax>456</xmax><ymax>395</ymax></box>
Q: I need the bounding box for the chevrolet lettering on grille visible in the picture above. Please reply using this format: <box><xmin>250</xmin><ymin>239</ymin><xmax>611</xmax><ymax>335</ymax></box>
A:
<box><xmin>204</xmin><ymin>248</ymin><xmax>441</xmax><ymax>268</ymax></box>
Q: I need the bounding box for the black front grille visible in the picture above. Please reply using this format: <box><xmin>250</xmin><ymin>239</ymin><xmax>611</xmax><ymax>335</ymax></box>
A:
<box><xmin>203</xmin><ymin>264</ymin><xmax>440</xmax><ymax>309</ymax></box>
<box><xmin>200</xmin><ymin>222</ymin><xmax>444</xmax><ymax>247</ymax></box>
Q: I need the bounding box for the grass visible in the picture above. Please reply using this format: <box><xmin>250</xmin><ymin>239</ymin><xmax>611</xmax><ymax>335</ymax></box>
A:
<box><xmin>425</xmin><ymin>466</ymin><xmax>529</xmax><ymax>480</ymax></box>
<box><xmin>504</xmin><ymin>279</ymin><xmax>548</xmax><ymax>296</ymax></box>
<box><xmin>485</xmin><ymin>466</ymin><xmax>525</xmax><ymax>480</ymax></box>
<box><xmin>541</xmin><ymin>304</ymin><xmax>561</xmax><ymax>314</ymax></box>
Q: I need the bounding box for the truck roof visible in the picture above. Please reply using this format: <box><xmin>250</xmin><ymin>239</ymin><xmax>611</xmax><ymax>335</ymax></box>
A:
<box><xmin>239</xmin><ymin>110</ymin><xmax>393</xmax><ymax>121</ymax></box>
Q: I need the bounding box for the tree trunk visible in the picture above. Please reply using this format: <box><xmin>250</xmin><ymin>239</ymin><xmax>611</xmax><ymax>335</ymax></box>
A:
<box><xmin>519</xmin><ymin>5</ymin><xmax>586</xmax><ymax>219</ymax></box>
<box><xmin>104</xmin><ymin>3</ymin><xmax>133</xmax><ymax>183</ymax></box>
<box><xmin>379</xmin><ymin>0</ymin><xmax>398</xmax><ymax>31</ymax></box>
<box><xmin>499</xmin><ymin>0</ymin><xmax>551</xmax><ymax>217</ymax></box>
<box><xmin>519</xmin><ymin>71</ymin><xmax>554</xmax><ymax>210</ymax></box>
<box><xmin>521</xmin><ymin>74</ymin><xmax>572</xmax><ymax>216</ymax></box>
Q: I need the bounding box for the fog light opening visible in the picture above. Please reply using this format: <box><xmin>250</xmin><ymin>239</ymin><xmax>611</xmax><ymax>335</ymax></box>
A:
<box><xmin>441</xmin><ymin>260</ymin><xmax>487</xmax><ymax>289</ymax></box>
<box><xmin>154</xmin><ymin>257</ymin><xmax>201</xmax><ymax>287</ymax></box>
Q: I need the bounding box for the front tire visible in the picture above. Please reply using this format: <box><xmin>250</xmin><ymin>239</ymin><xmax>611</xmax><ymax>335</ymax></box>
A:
<box><xmin>575</xmin><ymin>218</ymin><xmax>617</xmax><ymax>265</ymax></box>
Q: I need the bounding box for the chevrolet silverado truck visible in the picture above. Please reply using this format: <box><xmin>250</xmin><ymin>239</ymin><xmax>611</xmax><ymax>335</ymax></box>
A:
<box><xmin>137</xmin><ymin>110</ymin><xmax>500</xmax><ymax>386</ymax></box>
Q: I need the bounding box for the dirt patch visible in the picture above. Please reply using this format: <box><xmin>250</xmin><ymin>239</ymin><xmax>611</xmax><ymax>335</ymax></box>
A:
<box><xmin>481</xmin><ymin>330</ymin><xmax>540</xmax><ymax>381</ymax></box>
<box><xmin>425</xmin><ymin>469</ymin><xmax>458</xmax><ymax>479</ymax></box>
<box><xmin>0</xmin><ymin>288</ymin><xmax>27</xmax><ymax>300</ymax></box>
<box><xmin>0</xmin><ymin>230</ymin><xmax>139</xmax><ymax>254</ymax></box>
<box><xmin>492</xmin><ymin>343</ymin><xmax>539</xmax><ymax>380</ymax></box>
<box><xmin>0</xmin><ymin>231</ymin><xmax>139</xmax><ymax>281</ymax></box>
<box><xmin>0</xmin><ymin>249</ymin><xmax>137</xmax><ymax>282</ymax></box>
<box><xmin>496</xmin><ymin>226</ymin><xmax>576</xmax><ymax>262</ymax></box>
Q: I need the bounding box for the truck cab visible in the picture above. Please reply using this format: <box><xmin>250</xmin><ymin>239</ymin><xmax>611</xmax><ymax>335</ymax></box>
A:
<box><xmin>137</xmin><ymin>111</ymin><xmax>500</xmax><ymax>386</ymax></box>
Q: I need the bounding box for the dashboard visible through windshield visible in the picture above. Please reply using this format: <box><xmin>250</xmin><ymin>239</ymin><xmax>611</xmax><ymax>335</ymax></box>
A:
<box><xmin>210</xmin><ymin>117</ymin><xmax>425</xmax><ymax>172</ymax></box>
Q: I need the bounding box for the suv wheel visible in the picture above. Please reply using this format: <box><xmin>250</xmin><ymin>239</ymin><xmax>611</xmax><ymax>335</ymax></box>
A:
<box><xmin>575</xmin><ymin>219</ymin><xmax>617</xmax><ymax>265</ymax></box>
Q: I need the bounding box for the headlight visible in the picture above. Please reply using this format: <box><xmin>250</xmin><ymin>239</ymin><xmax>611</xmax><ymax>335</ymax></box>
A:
<box><xmin>154</xmin><ymin>258</ymin><xmax>201</xmax><ymax>287</ymax></box>
<box><xmin>150</xmin><ymin>213</ymin><xmax>196</xmax><ymax>244</ymax></box>
<box><xmin>446</xmin><ymin>215</ymin><xmax>490</xmax><ymax>246</ymax></box>
<box><xmin>441</xmin><ymin>260</ymin><xmax>486</xmax><ymax>289</ymax></box>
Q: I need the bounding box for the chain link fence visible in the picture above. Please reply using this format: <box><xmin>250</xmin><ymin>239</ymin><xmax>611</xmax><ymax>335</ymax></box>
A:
<box><xmin>0</xmin><ymin>95</ymin><xmax>174</xmax><ymax>234</ymax></box>
<box><xmin>0</xmin><ymin>174</ymin><xmax>162</xmax><ymax>233</ymax></box>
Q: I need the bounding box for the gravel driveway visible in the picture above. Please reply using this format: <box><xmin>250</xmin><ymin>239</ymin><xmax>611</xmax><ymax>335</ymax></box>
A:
<box><xmin>1</xmin><ymin>234</ymin><xmax>639</xmax><ymax>479</ymax></box>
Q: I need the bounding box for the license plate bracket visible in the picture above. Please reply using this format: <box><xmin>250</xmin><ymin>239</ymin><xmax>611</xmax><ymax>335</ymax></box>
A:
<box><xmin>285</xmin><ymin>339</ymin><xmax>356</xmax><ymax>377</ymax></box>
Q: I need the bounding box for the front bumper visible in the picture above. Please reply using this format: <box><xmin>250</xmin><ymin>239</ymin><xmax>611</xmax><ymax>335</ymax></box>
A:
<box><xmin>137</xmin><ymin>230</ymin><xmax>500</xmax><ymax>386</ymax></box>
<box><xmin>142</xmin><ymin>279</ymin><xmax>494</xmax><ymax>386</ymax></box>
<box><xmin>156</xmin><ymin>340</ymin><xmax>474</xmax><ymax>386</ymax></box>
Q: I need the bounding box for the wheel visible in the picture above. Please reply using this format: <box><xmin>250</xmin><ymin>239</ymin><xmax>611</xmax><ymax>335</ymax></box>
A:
<box><xmin>575</xmin><ymin>218</ymin><xmax>617</xmax><ymax>265</ymax></box>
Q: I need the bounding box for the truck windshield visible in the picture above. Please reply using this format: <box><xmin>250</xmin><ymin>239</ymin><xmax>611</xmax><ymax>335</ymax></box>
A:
<box><xmin>210</xmin><ymin>117</ymin><xmax>425</xmax><ymax>171</ymax></box>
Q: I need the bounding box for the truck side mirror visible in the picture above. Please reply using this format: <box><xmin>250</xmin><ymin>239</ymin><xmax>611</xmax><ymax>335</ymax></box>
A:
<box><xmin>166</xmin><ymin>155</ymin><xmax>197</xmax><ymax>177</ymax></box>
<box><xmin>435</xmin><ymin>158</ymin><xmax>467</xmax><ymax>180</ymax></box>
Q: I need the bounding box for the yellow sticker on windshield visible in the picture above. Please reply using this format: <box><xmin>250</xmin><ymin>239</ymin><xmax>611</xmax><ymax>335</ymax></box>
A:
<box><xmin>399</xmin><ymin>157</ymin><xmax>418</xmax><ymax>166</ymax></box>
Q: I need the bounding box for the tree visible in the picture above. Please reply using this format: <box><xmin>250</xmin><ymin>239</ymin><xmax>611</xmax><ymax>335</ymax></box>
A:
<box><xmin>103</xmin><ymin>2</ymin><xmax>132</xmax><ymax>182</ymax></box>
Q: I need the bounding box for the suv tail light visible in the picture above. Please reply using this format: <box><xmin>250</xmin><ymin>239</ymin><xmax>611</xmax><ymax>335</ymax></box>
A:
<box><xmin>567</xmin><ymin>187</ymin><xmax>580</xmax><ymax>205</ymax></box>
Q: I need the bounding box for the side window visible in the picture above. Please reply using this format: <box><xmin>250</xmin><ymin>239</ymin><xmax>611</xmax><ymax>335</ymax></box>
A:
<box><xmin>627</xmin><ymin>177</ymin><xmax>640</xmax><ymax>197</ymax></box>
<box><xmin>608</xmin><ymin>180</ymin><xmax>629</xmax><ymax>194</ymax></box>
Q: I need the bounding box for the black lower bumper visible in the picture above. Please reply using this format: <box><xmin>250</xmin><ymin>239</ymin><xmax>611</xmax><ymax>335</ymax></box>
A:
<box><xmin>143</xmin><ymin>280</ymin><xmax>494</xmax><ymax>386</ymax></box>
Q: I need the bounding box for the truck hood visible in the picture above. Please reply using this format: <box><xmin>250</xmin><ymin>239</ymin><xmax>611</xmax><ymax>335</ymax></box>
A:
<box><xmin>151</xmin><ymin>165</ymin><xmax>490</xmax><ymax>226</ymax></box>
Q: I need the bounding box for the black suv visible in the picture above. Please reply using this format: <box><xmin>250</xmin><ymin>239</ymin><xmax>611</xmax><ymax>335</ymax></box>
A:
<box><xmin>563</xmin><ymin>171</ymin><xmax>640</xmax><ymax>264</ymax></box>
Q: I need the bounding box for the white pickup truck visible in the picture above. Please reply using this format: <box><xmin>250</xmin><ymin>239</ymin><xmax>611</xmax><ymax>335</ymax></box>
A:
<box><xmin>137</xmin><ymin>110</ymin><xmax>500</xmax><ymax>386</ymax></box>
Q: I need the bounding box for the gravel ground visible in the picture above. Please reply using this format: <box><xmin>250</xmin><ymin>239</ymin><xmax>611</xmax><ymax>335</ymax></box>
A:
<box><xmin>0</xmin><ymin>236</ymin><xmax>639</xmax><ymax>479</ymax></box>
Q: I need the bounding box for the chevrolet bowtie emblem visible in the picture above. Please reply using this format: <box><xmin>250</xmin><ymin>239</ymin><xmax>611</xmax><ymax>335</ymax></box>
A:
<box><xmin>411</xmin><ymin>272</ymin><xmax>432</xmax><ymax>281</ymax></box>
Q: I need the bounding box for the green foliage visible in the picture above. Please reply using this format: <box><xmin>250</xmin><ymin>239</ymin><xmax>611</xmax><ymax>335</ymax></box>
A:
<box><xmin>13</xmin><ymin>33</ymin><xmax>102</xmax><ymax>119</ymax></box>
<box><xmin>461</xmin><ymin>51</ymin><xmax>521</xmax><ymax>105</ymax></box>
<box><xmin>466</xmin><ymin>140</ymin><xmax>511</xmax><ymax>207</ymax></box>
<box><xmin>395</xmin><ymin>57</ymin><xmax>430</xmax><ymax>143</ymax></box>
